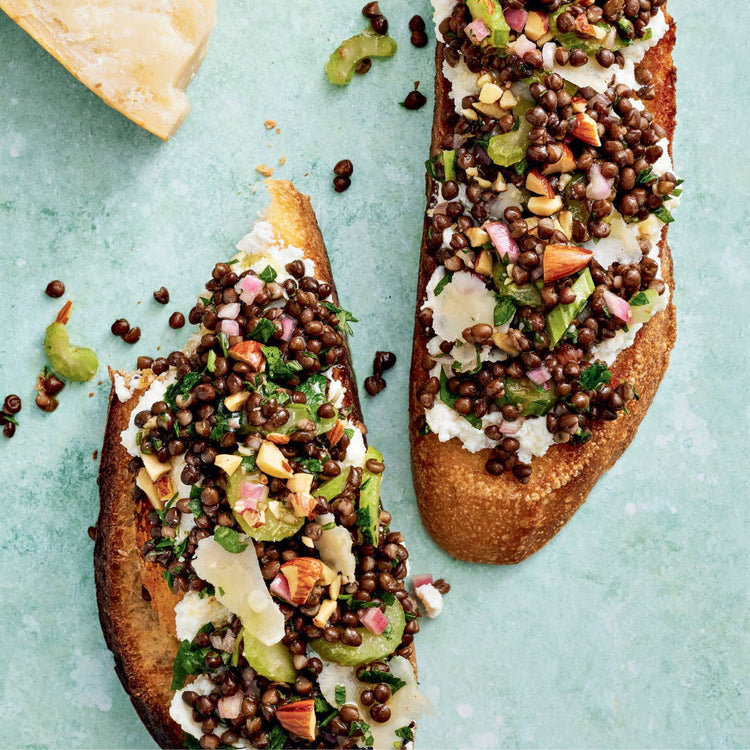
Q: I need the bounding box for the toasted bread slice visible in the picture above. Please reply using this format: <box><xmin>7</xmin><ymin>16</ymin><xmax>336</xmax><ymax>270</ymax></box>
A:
<box><xmin>96</xmin><ymin>181</ymin><xmax>421</xmax><ymax>748</ymax></box>
<box><xmin>0</xmin><ymin>0</ymin><xmax>216</xmax><ymax>139</ymax></box>
<box><xmin>409</xmin><ymin>11</ymin><xmax>677</xmax><ymax>564</ymax></box>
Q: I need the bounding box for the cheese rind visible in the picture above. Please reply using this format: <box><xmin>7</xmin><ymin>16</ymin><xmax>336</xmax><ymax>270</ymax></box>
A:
<box><xmin>0</xmin><ymin>0</ymin><xmax>216</xmax><ymax>140</ymax></box>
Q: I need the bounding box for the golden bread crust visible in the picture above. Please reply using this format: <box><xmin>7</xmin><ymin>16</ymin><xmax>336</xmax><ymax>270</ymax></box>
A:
<box><xmin>409</xmin><ymin>17</ymin><xmax>677</xmax><ymax>564</ymax></box>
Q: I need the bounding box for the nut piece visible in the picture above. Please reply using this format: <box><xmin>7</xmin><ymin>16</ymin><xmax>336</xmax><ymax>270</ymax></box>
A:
<box><xmin>228</xmin><ymin>341</ymin><xmax>265</xmax><ymax>371</ymax></box>
<box><xmin>275</xmin><ymin>699</ymin><xmax>317</xmax><ymax>741</ymax></box>
<box><xmin>214</xmin><ymin>454</ymin><xmax>243</xmax><ymax>476</ymax></box>
<box><xmin>256</xmin><ymin>440</ymin><xmax>294</xmax><ymax>479</ymax></box>
<box><xmin>280</xmin><ymin>557</ymin><xmax>324</xmax><ymax>605</ymax></box>
<box><xmin>141</xmin><ymin>452</ymin><xmax>172</xmax><ymax>483</ymax></box>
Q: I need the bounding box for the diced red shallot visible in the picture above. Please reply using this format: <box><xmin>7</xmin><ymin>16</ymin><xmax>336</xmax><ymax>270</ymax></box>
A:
<box><xmin>218</xmin><ymin>692</ymin><xmax>243</xmax><ymax>720</ymax></box>
<box><xmin>270</xmin><ymin>573</ymin><xmax>293</xmax><ymax>603</ymax></box>
<box><xmin>412</xmin><ymin>574</ymin><xmax>434</xmax><ymax>589</ymax></box>
<box><xmin>484</xmin><ymin>221</ymin><xmax>520</xmax><ymax>262</ymax></box>
<box><xmin>527</xmin><ymin>366</ymin><xmax>551</xmax><ymax>385</ymax></box>
<box><xmin>279</xmin><ymin>315</ymin><xmax>295</xmax><ymax>342</ymax></box>
<box><xmin>235</xmin><ymin>275</ymin><xmax>264</xmax><ymax>305</ymax></box>
<box><xmin>465</xmin><ymin>18</ymin><xmax>491</xmax><ymax>42</ymax></box>
<box><xmin>234</xmin><ymin>481</ymin><xmax>268</xmax><ymax>513</ymax></box>
<box><xmin>359</xmin><ymin>607</ymin><xmax>389</xmax><ymax>635</ymax></box>
<box><xmin>602</xmin><ymin>290</ymin><xmax>633</xmax><ymax>323</ymax></box>
<box><xmin>504</xmin><ymin>8</ymin><xmax>528</xmax><ymax>32</ymax></box>
<box><xmin>218</xmin><ymin>302</ymin><xmax>240</xmax><ymax>319</ymax></box>
<box><xmin>499</xmin><ymin>420</ymin><xmax>522</xmax><ymax>435</ymax></box>
<box><xmin>219</xmin><ymin>319</ymin><xmax>240</xmax><ymax>336</ymax></box>
<box><xmin>509</xmin><ymin>34</ymin><xmax>536</xmax><ymax>59</ymax></box>
<box><xmin>586</xmin><ymin>163</ymin><xmax>614</xmax><ymax>200</ymax></box>
<box><xmin>602</xmin><ymin>26</ymin><xmax>617</xmax><ymax>50</ymax></box>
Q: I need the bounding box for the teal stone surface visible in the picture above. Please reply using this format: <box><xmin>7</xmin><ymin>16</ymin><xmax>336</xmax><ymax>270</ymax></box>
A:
<box><xmin>0</xmin><ymin>1</ymin><xmax>747</xmax><ymax>748</ymax></box>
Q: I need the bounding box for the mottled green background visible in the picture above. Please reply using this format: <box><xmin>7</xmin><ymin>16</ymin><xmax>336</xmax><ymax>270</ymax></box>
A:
<box><xmin>0</xmin><ymin>1</ymin><xmax>747</xmax><ymax>748</ymax></box>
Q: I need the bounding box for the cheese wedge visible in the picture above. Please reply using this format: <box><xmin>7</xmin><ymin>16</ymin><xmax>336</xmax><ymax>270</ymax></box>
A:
<box><xmin>0</xmin><ymin>0</ymin><xmax>216</xmax><ymax>140</ymax></box>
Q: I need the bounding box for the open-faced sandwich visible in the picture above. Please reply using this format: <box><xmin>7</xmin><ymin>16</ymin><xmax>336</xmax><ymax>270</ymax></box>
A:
<box><xmin>96</xmin><ymin>180</ymin><xmax>430</xmax><ymax>748</ymax></box>
<box><xmin>410</xmin><ymin>0</ymin><xmax>679</xmax><ymax>563</ymax></box>
<box><xmin>0</xmin><ymin>0</ymin><xmax>216</xmax><ymax>139</ymax></box>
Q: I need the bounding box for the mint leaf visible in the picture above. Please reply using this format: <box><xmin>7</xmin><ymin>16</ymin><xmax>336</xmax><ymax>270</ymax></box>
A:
<box><xmin>494</xmin><ymin>297</ymin><xmax>515</xmax><ymax>327</ymax></box>
<box><xmin>396</xmin><ymin>725</ymin><xmax>415</xmax><ymax>742</ymax></box>
<box><xmin>213</xmin><ymin>527</ymin><xmax>248</xmax><ymax>553</ymax></box>
<box><xmin>335</xmin><ymin>684</ymin><xmax>347</xmax><ymax>706</ymax></box>
<box><xmin>249</xmin><ymin>317</ymin><xmax>276</xmax><ymax>343</ymax></box>
<box><xmin>630</xmin><ymin>291</ymin><xmax>650</xmax><ymax>307</ymax></box>
<box><xmin>653</xmin><ymin>205</ymin><xmax>674</xmax><ymax>224</ymax></box>
<box><xmin>241</xmin><ymin>455</ymin><xmax>257</xmax><ymax>472</ymax></box>
<box><xmin>355</xmin><ymin>669</ymin><xmax>406</xmax><ymax>693</ymax></box>
<box><xmin>259</xmin><ymin>265</ymin><xmax>277</xmax><ymax>283</ymax></box>
<box><xmin>298</xmin><ymin>373</ymin><xmax>329</xmax><ymax>407</ymax></box>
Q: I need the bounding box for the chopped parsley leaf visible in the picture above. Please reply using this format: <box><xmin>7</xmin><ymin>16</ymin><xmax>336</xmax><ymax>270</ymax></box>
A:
<box><xmin>261</xmin><ymin>345</ymin><xmax>303</xmax><ymax>380</ymax></box>
<box><xmin>578</xmin><ymin>362</ymin><xmax>613</xmax><ymax>391</ymax></box>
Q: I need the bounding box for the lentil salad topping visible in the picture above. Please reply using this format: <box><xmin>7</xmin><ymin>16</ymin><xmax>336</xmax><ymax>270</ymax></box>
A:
<box><xmin>118</xmin><ymin>218</ymin><xmax>429</xmax><ymax>748</ymax></box>
<box><xmin>416</xmin><ymin>0</ymin><xmax>679</xmax><ymax>482</ymax></box>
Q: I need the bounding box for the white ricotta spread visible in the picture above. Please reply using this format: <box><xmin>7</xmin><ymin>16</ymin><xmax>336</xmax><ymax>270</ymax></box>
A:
<box><xmin>515</xmin><ymin>417</ymin><xmax>554</xmax><ymax>465</ymax></box>
<box><xmin>113</xmin><ymin>371</ymin><xmax>139</xmax><ymax>403</ymax></box>
<box><xmin>169</xmin><ymin>675</ymin><xmax>221</xmax><ymax>741</ymax></box>
<box><xmin>431</xmin><ymin>0</ymin><xmax>456</xmax><ymax>42</ymax></box>
<box><xmin>442</xmin><ymin>58</ymin><xmax>480</xmax><ymax>115</ymax></box>
<box><xmin>119</xmin><ymin>373</ymin><xmax>176</xmax><ymax>457</ymax></box>
<box><xmin>174</xmin><ymin>591</ymin><xmax>231</xmax><ymax>642</ymax></box>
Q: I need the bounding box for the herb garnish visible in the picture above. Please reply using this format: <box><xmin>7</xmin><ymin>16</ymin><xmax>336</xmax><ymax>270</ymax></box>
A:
<box><xmin>258</xmin><ymin>265</ymin><xmax>277</xmax><ymax>283</ymax></box>
<box><xmin>322</xmin><ymin>302</ymin><xmax>359</xmax><ymax>336</ymax></box>
<box><xmin>261</xmin><ymin>345</ymin><xmax>303</xmax><ymax>380</ymax></box>
<box><xmin>356</xmin><ymin>669</ymin><xmax>406</xmax><ymax>693</ymax></box>
<box><xmin>248</xmin><ymin>317</ymin><xmax>276</xmax><ymax>343</ymax></box>
<box><xmin>578</xmin><ymin>362</ymin><xmax>613</xmax><ymax>391</ymax></box>
<box><xmin>213</xmin><ymin>527</ymin><xmax>248</xmax><ymax>553</ymax></box>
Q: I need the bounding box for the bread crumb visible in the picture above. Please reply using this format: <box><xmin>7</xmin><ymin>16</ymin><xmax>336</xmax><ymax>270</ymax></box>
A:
<box><xmin>89</xmin><ymin>392</ymin><xmax>94</xmax><ymax>397</ymax></box>
<box><xmin>264</xmin><ymin>119</ymin><xmax>277</xmax><ymax>130</ymax></box>
<box><xmin>256</xmin><ymin>164</ymin><xmax>274</xmax><ymax>177</ymax></box>
<box><xmin>275</xmin><ymin>128</ymin><xmax>281</xmax><ymax>134</ymax></box>
<box><xmin>278</xmin><ymin>156</ymin><xmax>287</xmax><ymax>166</ymax></box>
<box><xmin>92</xmin><ymin>449</ymin><xmax>99</xmax><ymax>460</ymax></box>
